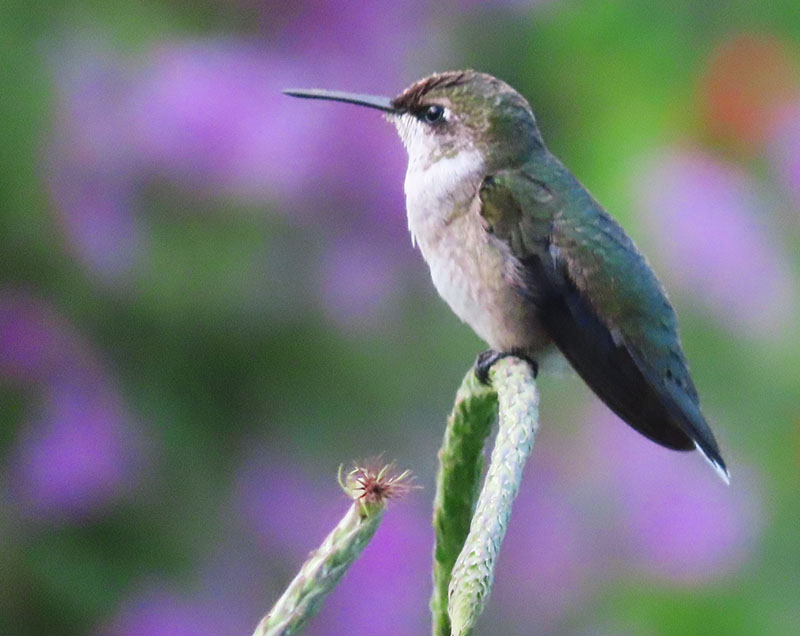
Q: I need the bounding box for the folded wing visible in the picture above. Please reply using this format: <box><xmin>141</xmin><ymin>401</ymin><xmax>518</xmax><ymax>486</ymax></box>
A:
<box><xmin>478</xmin><ymin>165</ymin><xmax>728</xmax><ymax>479</ymax></box>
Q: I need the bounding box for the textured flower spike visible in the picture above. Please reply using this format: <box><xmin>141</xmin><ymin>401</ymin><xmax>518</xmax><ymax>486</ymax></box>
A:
<box><xmin>252</xmin><ymin>462</ymin><xmax>413</xmax><ymax>636</ymax></box>
<box><xmin>432</xmin><ymin>356</ymin><xmax>539</xmax><ymax>636</ymax></box>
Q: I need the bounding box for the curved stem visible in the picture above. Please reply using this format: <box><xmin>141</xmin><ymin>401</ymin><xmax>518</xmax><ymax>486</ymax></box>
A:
<box><xmin>431</xmin><ymin>369</ymin><xmax>498</xmax><ymax>636</ymax></box>
<box><xmin>432</xmin><ymin>357</ymin><xmax>539</xmax><ymax>636</ymax></box>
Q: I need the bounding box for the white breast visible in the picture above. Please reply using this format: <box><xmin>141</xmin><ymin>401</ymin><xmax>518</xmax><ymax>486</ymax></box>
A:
<box><xmin>403</xmin><ymin>150</ymin><xmax>547</xmax><ymax>353</ymax></box>
<box><xmin>404</xmin><ymin>149</ymin><xmax>485</xmax><ymax>243</ymax></box>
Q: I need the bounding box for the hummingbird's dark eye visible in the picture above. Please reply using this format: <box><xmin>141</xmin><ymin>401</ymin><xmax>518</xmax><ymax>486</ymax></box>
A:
<box><xmin>422</xmin><ymin>104</ymin><xmax>445</xmax><ymax>124</ymax></box>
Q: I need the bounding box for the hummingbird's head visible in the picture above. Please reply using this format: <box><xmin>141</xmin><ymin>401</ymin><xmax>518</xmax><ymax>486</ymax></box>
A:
<box><xmin>388</xmin><ymin>70</ymin><xmax>544</xmax><ymax>171</ymax></box>
<box><xmin>284</xmin><ymin>71</ymin><xmax>544</xmax><ymax>172</ymax></box>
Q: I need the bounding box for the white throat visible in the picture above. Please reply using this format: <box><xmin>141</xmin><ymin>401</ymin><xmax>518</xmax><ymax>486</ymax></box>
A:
<box><xmin>392</xmin><ymin>113</ymin><xmax>485</xmax><ymax>244</ymax></box>
<box><xmin>404</xmin><ymin>150</ymin><xmax>484</xmax><ymax>240</ymax></box>
<box><xmin>399</xmin><ymin>132</ymin><xmax>482</xmax><ymax>244</ymax></box>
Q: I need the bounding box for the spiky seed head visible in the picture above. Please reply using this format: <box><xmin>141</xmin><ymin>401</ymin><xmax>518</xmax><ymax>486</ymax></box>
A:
<box><xmin>339</xmin><ymin>460</ymin><xmax>417</xmax><ymax>508</ymax></box>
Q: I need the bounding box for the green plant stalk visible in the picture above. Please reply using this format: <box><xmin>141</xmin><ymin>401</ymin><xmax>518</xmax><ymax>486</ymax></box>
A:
<box><xmin>430</xmin><ymin>366</ymin><xmax>499</xmax><ymax>636</ymax></box>
<box><xmin>447</xmin><ymin>357</ymin><xmax>539</xmax><ymax>636</ymax></box>
<box><xmin>252</xmin><ymin>498</ymin><xmax>385</xmax><ymax>636</ymax></box>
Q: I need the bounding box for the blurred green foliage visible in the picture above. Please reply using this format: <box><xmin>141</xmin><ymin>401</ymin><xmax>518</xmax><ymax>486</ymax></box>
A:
<box><xmin>1</xmin><ymin>2</ymin><xmax>799</xmax><ymax>635</ymax></box>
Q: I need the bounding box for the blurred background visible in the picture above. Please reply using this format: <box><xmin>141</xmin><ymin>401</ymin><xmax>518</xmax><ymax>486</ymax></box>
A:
<box><xmin>1</xmin><ymin>1</ymin><xmax>799</xmax><ymax>635</ymax></box>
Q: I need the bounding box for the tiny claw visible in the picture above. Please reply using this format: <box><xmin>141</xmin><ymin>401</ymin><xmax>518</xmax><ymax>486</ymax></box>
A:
<box><xmin>474</xmin><ymin>349</ymin><xmax>538</xmax><ymax>385</ymax></box>
<box><xmin>475</xmin><ymin>349</ymin><xmax>502</xmax><ymax>384</ymax></box>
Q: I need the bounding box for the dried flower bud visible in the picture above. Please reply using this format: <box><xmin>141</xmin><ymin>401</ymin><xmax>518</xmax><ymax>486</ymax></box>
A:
<box><xmin>339</xmin><ymin>460</ymin><xmax>417</xmax><ymax>507</ymax></box>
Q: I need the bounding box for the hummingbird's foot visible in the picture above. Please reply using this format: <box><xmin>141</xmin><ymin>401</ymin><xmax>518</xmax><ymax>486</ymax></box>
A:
<box><xmin>474</xmin><ymin>349</ymin><xmax>538</xmax><ymax>385</ymax></box>
<box><xmin>475</xmin><ymin>349</ymin><xmax>503</xmax><ymax>384</ymax></box>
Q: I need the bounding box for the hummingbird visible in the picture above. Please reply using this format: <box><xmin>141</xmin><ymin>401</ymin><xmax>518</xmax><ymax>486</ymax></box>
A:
<box><xmin>284</xmin><ymin>70</ymin><xmax>729</xmax><ymax>482</ymax></box>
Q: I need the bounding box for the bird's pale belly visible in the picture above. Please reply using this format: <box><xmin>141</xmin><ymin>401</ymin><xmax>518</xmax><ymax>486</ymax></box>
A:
<box><xmin>417</xmin><ymin>212</ymin><xmax>551</xmax><ymax>356</ymax></box>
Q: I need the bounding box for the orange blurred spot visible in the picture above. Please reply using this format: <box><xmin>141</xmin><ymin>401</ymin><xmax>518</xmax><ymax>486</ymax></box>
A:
<box><xmin>699</xmin><ymin>34</ymin><xmax>799</xmax><ymax>151</ymax></box>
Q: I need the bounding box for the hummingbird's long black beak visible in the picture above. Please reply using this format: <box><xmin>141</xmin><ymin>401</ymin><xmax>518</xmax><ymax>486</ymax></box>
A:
<box><xmin>282</xmin><ymin>88</ymin><xmax>400</xmax><ymax>113</ymax></box>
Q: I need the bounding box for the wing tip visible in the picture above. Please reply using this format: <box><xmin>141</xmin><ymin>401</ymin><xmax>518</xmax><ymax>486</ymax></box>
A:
<box><xmin>693</xmin><ymin>440</ymin><xmax>730</xmax><ymax>485</ymax></box>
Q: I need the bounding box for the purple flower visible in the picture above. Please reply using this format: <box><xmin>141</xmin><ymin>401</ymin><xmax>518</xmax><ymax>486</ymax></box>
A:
<box><xmin>318</xmin><ymin>235</ymin><xmax>405</xmax><ymax>331</ymax></box>
<box><xmin>274</xmin><ymin>1</ymin><xmax>435</xmax><ymax>236</ymax></box>
<box><xmin>48</xmin><ymin>170</ymin><xmax>142</xmax><ymax>282</ymax></box>
<box><xmin>0</xmin><ymin>292</ymin><xmax>68</xmax><ymax>382</ymax></box>
<box><xmin>448</xmin><ymin>0</ymin><xmax>556</xmax><ymax>9</ymax></box>
<box><xmin>278</xmin><ymin>1</ymin><xmax>427</xmax><ymax>90</ymax></box>
<box><xmin>126</xmin><ymin>38</ymin><xmax>410</xmax><ymax>234</ymax></box>
<box><xmin>47</xmin><ymin>45</ymin><xmax>143</xmax><ymax>281</ymax></box>
<box><xmin>96</xmin><ymin>535</ymin><xmax>280</xmax><ymax>636</ymax></box>
<box><xmin>489</xmin><ymin>453</ymin><xmax>596</xmax><ymax>630</ymax></box>
<box><xmin>1</xmin><ymin>291</ymin><xmax>142</xmax><ymax>521</ymax></box>
<box><xmin>634</xmin><ymin>148</ymin><xmax>796</xmax><ymax>335</ymax></box>
<box><xmin>581</xmin><ymin>404</ymin><xmax>763</xmax><ymax>585</ymax></box>
<box><xmin>45</xmin><ymin>5</ymin><xmax>441</xmax><ymax>281</ymax></box>
<box><xmin>11</xmin><ymin>378</ymin><xmax>139</xmax><ymax>521</ymax></box>
<box><xmin>768</xmin><ymin>99</ymin><xmax>800</xmax><ymax>208</ymax></box>
<box><xmin>97</xmin><ymin>584</ymin><xmax>251</xmax><ymax>636</ymax></box>
<box><xmin>235</xmin><ymin>449</ymin><xmax>346</xmax><ymax>562</ymax></box>
<box><xmin>128</xmin><ymin>41</ymin><xmax>324</xmax><ymax>202</ymax></box>
<box><xmin>308</xmin><ymin>500</ymin><xmax>431</xmax><ymax>636</ymax></box>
